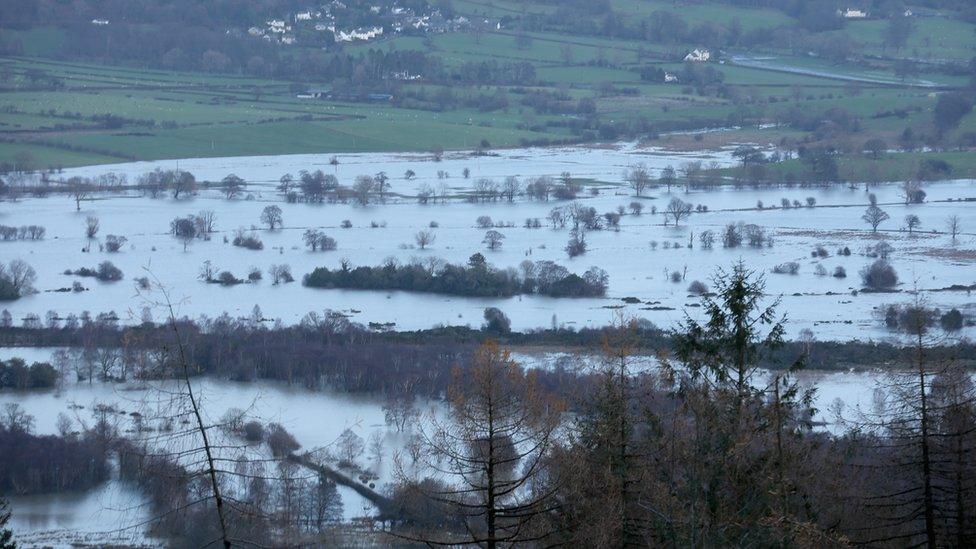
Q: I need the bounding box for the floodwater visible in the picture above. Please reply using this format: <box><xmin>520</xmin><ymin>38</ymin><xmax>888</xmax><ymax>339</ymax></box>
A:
<box><xmin>2</xmin><ymin>143</ymin><xmax>973</xmax><ymax>340</ymax></box>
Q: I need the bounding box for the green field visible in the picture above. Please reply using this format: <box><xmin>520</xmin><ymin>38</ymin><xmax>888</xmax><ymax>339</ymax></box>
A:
<box><xmin>1</xmin><ymin>1</ymin><xmax>974</xmax><ymax>171</ymax></box>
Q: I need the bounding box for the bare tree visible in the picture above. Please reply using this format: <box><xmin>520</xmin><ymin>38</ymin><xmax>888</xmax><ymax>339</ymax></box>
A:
<box><xmin>221</xmin><ymin>174</ymin><xmax>245</xmax><ymax>199</ymax></box>
<box><xmin>85</xmin><ymin>216</ymin><xmax>100</xmax><ymax>239</ymax></box>
<box><xmin>0</xmin><ymin>259</ymin><xmax>37</xmax><ymax>298</ymax></box>
<box><xmin>260</xmin><ymin>205</ymin><xmax>283</xmax><ymax>230</ymax></box>
<box><xmin>679</xmin><ymin>160</ymin><xmax>703</xmax><ymax>191</ymax></box>
<box><xmin>502</xmin><ymin>176</ymin><xmax>520</xmax><ymax>202</ymax></box>
<box><xmin>659</xmin><ymin>165</ymin><xmax>677</xmax><ymax>192</ymax></box>
<box><xmin>624</xmin><ymin>163</ymin><xmax>652</xmax><ymax>196</ymax></box>
<box><xmin>417</xmin><ymin>183</ymin><xmax>434</xmax><ymax>204</ymax></box>
<box><xmin>68</xmin><ymin>177</ymin><xmax>90</xmax><ymax>211</ymax></box>
<box><xmin>394</xmin><ymin>341</ymin><xmax>563</xmax><ymax>547</ymax></box>
<box><xmin>414</xmin><ymin>230</ymin><xmax>435</xmax><ymax>250</ymax></box>
<box><xmin>946</xmin><ymin>215</ymin><xmax>961</xmax><ymax>241</ymax></box>
<box><xmin>353</xmin><ymin>175</ymin><xmax>375</xmax><ymax>206</ymax></box>
<box><xmin>196</xmin><ymin>210</ymin><xmax>217</xmax><ymax>235</ymax></box>
<box><xmin>862</xmin><ymin>205</ymin><xmax>890</xmax><ymax>233</ymax></box>
<box><xmin>383</xmin><ymin>391</ymin><xmax>419</xmax><ymax>433</ymax></box>
<box><xmin>664</xmin><ymin>198</ymin><xmax>692</xmax><ymax>226</ymax></box>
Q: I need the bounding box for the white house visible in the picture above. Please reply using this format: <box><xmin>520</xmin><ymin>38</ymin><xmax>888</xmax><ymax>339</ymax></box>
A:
<box><xmin>91</xmin><ymin>19</ymin><xmax>110</xmax><ymax>26</ymax></box>
<box><xmin>664</xmin><ymin>72</ymin><xmax>679</xmax><ymax>83</ymax></box>
<box><xmin>281</xmin><ymin>35</ymin><xmax>296</xmax><ymax>45</ymax></box>
<box><xmin>247</xmin><ymin>27</ymin><xmax>263</xmax><ymax>36</ymax></box>
<box><xmin>840</xmin><ymin>8</ymin><xmax>867</xmax><ymax>18</ymax></box>
<box><xmin>684</xmin><ymin>48</ymin><xmax>710</xmax><ymax>62</ymax></box>
<box><xmin>266</xmin><ymin>20</ymin><xmax>291</xmax><ymax>33</ymax></box>
<box><xmin>334</xmin><ymin>26</ymin><xmax>384</xmax><ymax>42</ymax></box>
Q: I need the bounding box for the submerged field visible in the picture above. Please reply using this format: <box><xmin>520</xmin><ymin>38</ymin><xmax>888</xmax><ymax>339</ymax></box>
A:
<box><xmin>2</xmin><ymin>143</ymin><xmax>973</xmax><ymax>341</ymax></box>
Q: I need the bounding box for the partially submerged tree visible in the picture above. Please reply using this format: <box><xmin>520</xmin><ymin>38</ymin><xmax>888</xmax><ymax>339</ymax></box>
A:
<box><xmin>260</xmin><ymin>205</ymin><xmax>283</xmax><ymax>230</ymax></box>
<box><xmin>221</xmin><ymin>174</ymin><xmax>245</xmax><ymax>199</ymax></box>
<box><xmin>85</xmin><ymin>215</ymin><xmax>100</xmax><ymax>239</ymax></box>
<box><xmin>170</xmin><ymin>216</ymin><xmax>198</xmax><ymax>251</ymax></box>
<box><xmin>483</xmin><ymin>229</ymin><xmax>505</xmax><ymax>250</ymax></box>
<box><xmin>905</xmin><ymin>214</ymin><xmax>921</xmax><ymax>235</ymax></box>
<box><xmin>0</xmin><ymin>260</ymin><xmax>37</xmax><ymax>301</ymax></box>
<box><xmin>946</xmin><ymin>215</ymin><xmax>961</xmax><ymax>241</ymax></box>
<box><xmin>862</xmin><ymin>205</ymin><xmax>890</xmax><ymax>233</ymax></box>
<box><xmin>414</xmin><ymin>229</ymin><xmax>435</xmax><ymax>250</ymax></box>
<box><xmin>624</xmin><ymin>163</ymin><xmax>652</xmax><ymax>196</ymax></box>
<box><xmin>664</xmin><ymin>198</ymin><xmax>692</xmax><ymax>226</ymax></box>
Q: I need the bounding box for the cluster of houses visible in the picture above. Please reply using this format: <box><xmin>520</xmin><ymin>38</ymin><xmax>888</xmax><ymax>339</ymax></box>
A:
<box><xmin>245</xmin><ymin>1</ymin><xmax>488</xmax><ymax>46</ymax></box>
<box><xmin>837</xmin><ymin>7</ymin><xmax>914</xmax><ymax>19</ymax></box>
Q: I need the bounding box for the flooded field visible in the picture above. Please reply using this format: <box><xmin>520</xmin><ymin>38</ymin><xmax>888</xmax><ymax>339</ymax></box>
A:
<box><xmin>0</xmin><ymin>143</ymin><xmax>972</xmax><ymax>340</ymax></box>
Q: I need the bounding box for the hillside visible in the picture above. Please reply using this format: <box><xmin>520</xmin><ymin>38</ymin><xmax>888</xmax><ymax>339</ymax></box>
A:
<box><xmin>0</xmin><ymin>0</ymin><xmax>974</xmax><ymax>175</ymax></box>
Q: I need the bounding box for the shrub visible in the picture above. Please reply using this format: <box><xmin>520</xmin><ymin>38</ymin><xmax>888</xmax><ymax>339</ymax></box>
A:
<box><xmin>242</xmin><ymin>421</ymin><xmax>264</xmax><ymax>442</ymax></box>
<box><xmin>565</xmin><ymin>230</ymin><xmax>586</xmax><ymax>258</ymax></box>
<box><xmin>232</xmin><ymin>232</ymin><xmax>264</xmax><ymax>250</ymax></box>
<box><xmin>97</xmin><ymin>261</ymin><xmax>123</xmax><ymax>281</ymax></box>
<box><xmin>104</xmin><ymin>235</ymin><xmax>127</xmax><ymax>253</ymax></box>
<box><xmin>483</xmin><ymin>307</ymin><xmax>511</xmax><ymax>334</ymax></box>
<box><xmin>670</xmin><ymin>270</ymin><xmax>683</xmax><ymax>283</ymax></box>
<box><xmin>341</xmin><ymin>220</ymin><xmax>353</xmax><ymax>228</ymax></box>
<box><xmin>687</xmin><ymin>280</ymin><xmax>708</xmax><ymax>295</ymax></box>
<box><xmin>266</xmin><ymin>423</ymin><xmax>300</xmax><ymax>457</ymax></box>
<box><xmin>722</xmin><ymin>223</ymin><xmax>742</xmax><ymax>248</ymax></box>
<box><xmin>319</xmin><ymin>236</ymin><xmax>337</xmax><ymax>251</ymax></box>
<box><xmin>940</xmin><ymin>309</ymin><xmax>963</xmax><ymax>331</ymax></box>
<box><xmin>833</xmin><ymin>266</ymin><xmax>847</xmax><ymax>278</ymax></box>
<box><xmin>217</xmin><ymin>271</ymin><xmax>243</xmax><ymax>285</ymax></box>
<box><xmin>248</xmin><ymin>268</ymin><xmax>262</xmax><ymax>282</ymax></box>
<box><xmin>860</xmin><ymin>260</ymin><xmax>898</xmax><ymax>289</ymax></box>
<box><xmin>772</xmin><ymin>262</ymin><xmax>800</xmax><ymax>275</ymax></box>
<box><xmin>811</xmin><ymin>246</ymin><xmax>829</xmax><ymax>258</ymax></box>
<box><xmin>69</xmin><ymin>261</ymin><xmax>122</xmax><ymax>282</ymax></box>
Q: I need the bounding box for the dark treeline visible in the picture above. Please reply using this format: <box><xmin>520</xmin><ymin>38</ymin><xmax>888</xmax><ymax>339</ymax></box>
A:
<box><xmin>0</xmin><ymin>312</ymin><xmax>973</xmax><ymax>399</ymax></box>
<box><xmin>0</xmin><ymin>357</ymin><xmax>58</xmax><ymax>389</ymax></box>
<box><xmin>303</xmin><ymin>255</ymin><xmax>609</xmax><ymax>298</ymax></box>
<box><xmin>0</xmin><ymin>406</ymin><xmax>110</xmax><ymax>495</ymax></box>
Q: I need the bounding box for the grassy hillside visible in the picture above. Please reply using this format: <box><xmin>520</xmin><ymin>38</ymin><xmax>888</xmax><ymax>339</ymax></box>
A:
<box><xmin>0</xmin><ymin>1</ymin><xmax>973</xmax><ymax>170</ymax></box>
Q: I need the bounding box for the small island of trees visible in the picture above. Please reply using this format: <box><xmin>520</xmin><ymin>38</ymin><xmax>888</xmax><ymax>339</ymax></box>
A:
<box><xmin>303</xmin><ymin>254</ymin><xmax>609</xmax><ymax>298</ymax></box>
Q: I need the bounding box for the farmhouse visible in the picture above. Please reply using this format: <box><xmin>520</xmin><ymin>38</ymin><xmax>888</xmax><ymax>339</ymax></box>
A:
<box><xmin>295</xmin><ymin>11</ymin><xmax>320</xmax><ymax>21</ymax></box>
<box><xmin>664</xmin><ymin>72</ymin><xmax>679</xmax><ymax>83</ymax></box>
<box><xmin>684</xmin><ymin>48</ymin><xmax>711</xmax><ymax>62</ymax></box>
<box><xmin>840</xmin><ymin>8</ymin><xmax>867</xmax><ymax>18</ymax></box>
<box><xmin>266</xmin><ymin>19</ymin><xmax>291</xmax><ymax>33</ymax></box>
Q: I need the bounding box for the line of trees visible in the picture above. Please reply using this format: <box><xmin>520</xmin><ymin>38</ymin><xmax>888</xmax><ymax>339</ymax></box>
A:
<box><xmin>0</xmin><ymin>404</ymin><xmax>110</xmax><ymax>495</ymax></box>
<box><xmin>303</xmin><ymin>255</ymin><xmax>609</xmax><ymax>298</ymax></box>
